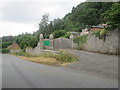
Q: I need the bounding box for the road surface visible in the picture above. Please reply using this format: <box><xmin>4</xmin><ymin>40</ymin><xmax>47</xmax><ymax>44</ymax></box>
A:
<box><xmin>2</xmin><ymin>54</ymin><xmax>118</xmax><ymax>88</ymax></box>
<box><xmin>66</xmin><ymin>49</ymin><xmax>118</xmax><ymax>79</ymax></box>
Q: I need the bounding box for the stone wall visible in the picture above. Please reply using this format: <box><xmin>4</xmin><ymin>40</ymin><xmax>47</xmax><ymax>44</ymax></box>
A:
<box><xmin>26</xmin><ymin>37</ymin><xmax>73</xmax><ymax>55</ymax></box>
<box><xmin>54</xmin><ymin>38</ymin><xmax>72</xmax><ymax>49</ymax></box>
<box><xmin>10</xmin><ymin>49</ymin><xmax>22</xmax><ymax>53</ymax></box>
<box><xmin>83</xmin><ymin>30</ymin><xmax>119</xmax><ymax>55</ymax></box>
<box><xmin>26</xmin><ymin>47</ymin><xmax>43</xmax><ymax>55</ymax></box>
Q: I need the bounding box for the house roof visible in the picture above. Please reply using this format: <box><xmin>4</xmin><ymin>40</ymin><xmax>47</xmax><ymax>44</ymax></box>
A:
<box><xmin>91</xmin><ymin>26</ymin><xmax>104</xmax><ymax>28</ymax></box>
<box><xmin>7</xmin><ymin>43</ymin><xmax>20</xmax><ymax>49</ymax></box>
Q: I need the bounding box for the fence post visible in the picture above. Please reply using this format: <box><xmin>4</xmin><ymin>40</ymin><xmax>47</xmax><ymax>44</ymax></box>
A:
<box><xmin>70</xmin><ymin>34</ymin><xmax>74</xmax><ymax>48</ymax></box>
<box><xmin>49</xmin><ymin>34</ymin><xmax>54</xmax><ymax>50</ymax></box>
<box><xmin>39</xmin><ymin>34</ymin><xmax>43</xmax><ymax>49</ymax></box>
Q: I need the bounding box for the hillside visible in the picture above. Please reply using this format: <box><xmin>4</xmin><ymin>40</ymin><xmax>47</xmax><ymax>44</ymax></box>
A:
<box><xmin>1</xmin><ymin>2</ymin><xmax>120</xmax><ymax>53</ymax></box>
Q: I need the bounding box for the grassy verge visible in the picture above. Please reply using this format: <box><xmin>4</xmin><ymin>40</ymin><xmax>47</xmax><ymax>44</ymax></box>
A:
<box><xmin>13</xmin><ymin>50</ymin><xmax>79</xmax><ymax>66</ymax></box>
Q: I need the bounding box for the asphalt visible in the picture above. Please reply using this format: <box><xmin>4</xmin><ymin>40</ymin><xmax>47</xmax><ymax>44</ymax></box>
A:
<box><xmin>2</xmin><ymin>54</ymin><xmax>118</xmax><ymax>88</ymax></box>
<box><xmin>65</xmin><ymin>49</ymin><xmax>118</xmax><ymax>79</ymax></box>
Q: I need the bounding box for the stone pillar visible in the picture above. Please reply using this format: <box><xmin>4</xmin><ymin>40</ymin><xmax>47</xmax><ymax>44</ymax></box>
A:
<box><xmin>49</xmin><ymin>34</ymin><xmax>54</xmax><ymax>50</ymax></box>
<box><xmin>39</xmin><ymin>34</ymin><xmax>43</xmax><ymax>49</ymax></box>
<box><xmin>70</xmin><ymin>34</ymin><xmax>74</xmax><ymax>48</ymax></box>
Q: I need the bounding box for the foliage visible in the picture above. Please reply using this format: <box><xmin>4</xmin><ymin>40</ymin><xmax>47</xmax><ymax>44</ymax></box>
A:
<box><xmin>38</xmin><ymin>13</ymin><xmax>50</xmax><ymax>38</ymax></box>
<box><xmin>52</xmin><ymin>30</ymin><xmax>67</xmax><ymax>38</ymax></box>
<box><xmin>39</xmin><ymin>51</ymin><xmax>78</xmax><ymax>63</ymax></box>
<box><xmin>92</xmin><ymin>29</ymin><xmax>107</xmax><ymax>38</ymax></box>
<box><xmin>103</xmin><ymin>3</ymin><xmax>120</xmax><ymax>29</ymax></box>
<box><xmin>100</xmin><ymin>29</ymin><xmax>107</xmax><ymax>37</ymax></box>
<box><xmin>20</xmin><ymin>41</ymin><xmax>30</xmax><ymax>51</ymax></box>
<box><xmin>2</xmin><ymin>41</ymin><xmax>12</xmax><ymax>48</ymax></box>
<box><xmin>63</xmin><ymin>33</ymin><xmax>71</xmax><ymax>39</ymax></box>
<box><xmin>15</xmin><ymin>33</ymin><xmax>38</xmax><ymax>50</ymax></box>
<box><xmin>2</xmin><ymin>48</ymin><xmax>10</xmax><ymax>53</ymax></box>
<box><xmin>92</xmin><ymin>30</ymin><xmax>101</xmax><ymax>37</ymax></box>
<box><xmin>34</xmin><ymin>2</ymin><xmax>113</xmax><ymax>36</ymax></box>
<box><xmin>73</xmin><ymin>35</ymin><xmax>87</xmax><ymax>45</ymax></box>
<box><xmin>13</xmin><ymin>51</ymin><xmax>35</xmax><ymax>57</ymax></box>
<box><xmin>56</xmin><ymin>51</ymin><xmax>78</xmax><ymax>62</ymax></box>
<box><xmin>1</xmin><ymin>2</ymin><xmax>116</xmax><ymax>52</ymax></box>
<box><xmin>2</xmin><ymin>36</ymin><xmax>14</xmax><ymax>42</ymax></box>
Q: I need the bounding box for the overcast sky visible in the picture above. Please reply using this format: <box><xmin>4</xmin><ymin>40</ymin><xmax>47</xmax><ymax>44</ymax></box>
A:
<box><xmin>0</xmin><ymin>0</ymin><xmax>86</xmax><ymax>37</ymax></box>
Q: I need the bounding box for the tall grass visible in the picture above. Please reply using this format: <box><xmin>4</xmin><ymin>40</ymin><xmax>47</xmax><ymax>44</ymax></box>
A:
<box><xmin>39</xmin><ymin>50</ymin><xmax>78</xmax><ymax>63</ymax></box>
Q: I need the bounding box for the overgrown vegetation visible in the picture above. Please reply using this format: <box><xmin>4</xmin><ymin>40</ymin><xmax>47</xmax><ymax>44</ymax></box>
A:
<box><xmin>103</xmin><ymin>3</ymin><xmax>120</xmax><ymax>30</ymax></box>
<box><xmin>2</xmin><ymin>48</ymin><xmax>10</xmax><ymax>53</ymax></box>
<box><xmin>39</xmin><ymin>50</ymin><xmax>78</xmax><ymax>63</ymax></box>
<box><xmin>73</xmin><ymin>35</ymin><xmax>88</xmax><ymax>45</ymax></box>
<box><xmin>13</xmin><ymin>50</ymin><xmax>78</xmax><ymax>65</ymax></box>
<box><xmin>92</xmin><ymin>29</ymin><xmax>107</xmax><ymax>38</ymax></box>
<box><xmin>40</xmin><ymin>51</ymin><xmax>78</xmax><ymax>63</ymax></box>
<box><xmin>2</xmin><ymin>41</ymin><xmax>12</xmax><ymax>48</ymax></box>
<box><xmin>52</xmin><ymin>30</ymin><xmax>67</xmax><ymax>39</ymax></box>
<box><xmin>13</xmin><ymin>51</ymin><xmax>35</xmax><ymax>57</ymax></box>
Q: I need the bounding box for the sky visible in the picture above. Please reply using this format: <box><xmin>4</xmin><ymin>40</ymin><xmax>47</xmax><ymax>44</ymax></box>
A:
<box><xmin>0</xmin><ymin>0</ymin><xmax>86</xmax><ymax>37</ymax></box>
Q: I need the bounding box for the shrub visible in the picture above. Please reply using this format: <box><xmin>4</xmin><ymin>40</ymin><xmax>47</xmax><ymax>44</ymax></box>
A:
<box><xmin>39</xmin><ymin>51</ymin><xmax>78</xmax><ymax>63</ymax></box>
<box><xmin>2</xmin><ymin>48</ymin><xmax>10</xmax><ymax>53</ymax></box>
<box><xmin>56</xmin><ymin>51</ymin><xmax>78</xmax><ymax>62</ymax></box>
<box><xmin>100</xmin><ymin>29</ymin><xmax>107</xmax><ymax>37</ymax></box>
<box><xmin>63</xmin><ymin>33</ymin><xmax>71</xmax><ymax>39</ymax></box>
<box><xmin>13</xmin><ymin>51</ymin><xmax>34</xmax><ymax>57</ymax></box>
<box><xmin>2</xmin><ymin>41</ymin><xmax>12</xmax><ymax>48</ymax></box>
<box><xmin>20</xmin><ymin>41</ymin><xmax>30</xmax><ymax>50</ymax></box>
<box><xmin>52</xmin><ymin>30</ymin><xmax>67</xmax><ymax>38</ymax></box>
<box><xmin>92</xmin><ymin>30</ymin><xmax>101</xmax><ymax>37</ymax></box>
<box><xmin>92</xmin><ymin>29</ymin><xmax>107</xmax><ymax>38</ymax></box>
<box><xmin>73</xmin><ymin>35</ymin><xmax>87</xmax><ymax>45</ymax></box>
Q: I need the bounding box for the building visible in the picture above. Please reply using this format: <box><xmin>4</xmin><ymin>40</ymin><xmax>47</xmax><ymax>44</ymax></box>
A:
<box><xmin>90</xmin><ymin>24</ymin><xmax>107</xmax><ymax>32</ymax></box>
<box><xmin>7</xmin><ymin>43</ymin><xmax>21</xmax><ymax>53</ymax></box>
<box><xmin>80</xmin><ymin>28</ymin><xmax>89</xmax><ymax>35</ymax></box>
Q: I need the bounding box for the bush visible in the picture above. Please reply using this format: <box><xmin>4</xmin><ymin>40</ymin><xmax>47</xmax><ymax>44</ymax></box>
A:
<box><xmin>100</xmin><ymin>29</ymin><xmax>107</xmax><ymax>37</ymax></box>
<box><xmin>13</xmin><ymin>51</ymin><xmax>34</xmax><ymax>57</ymax></box>
<box><xmin>52</xmin><ymin>30</ymin><xmax>67</xmax><ymax>38</ymax></box>
<box><xmin>2</xmin><ymin>41</ymin><xmax>12</xmax><ymax>48</ymax></box>
<box><xmin>73</xmin><ymin>35</ymin><xmax>87</xmax><ymax>45</ymax></box>
<box><xmin>92</xmin><ymin>30</ymin><xmax>101</xmax><ymax>37</ymax></box>
<box><xmin>39</xmin><ymin>50</ymin><xmax>78</xmax><ymax>63</ymax></box>
<box><xmin>56</xmin><ymin>51</ymin><xmax>78</xmax><ymax>62</ymax></box>
<box><xmin>92</xmin><ymin>29</ymin><xmax>107</xmax><ymax>38</ymax></box>
<box><xmin>2</xmin><ymin>48</ymin><xmax>10</xmax><ymax>53</ymax></box>
<box><xmin>63</xmin><ymin>33</ymin><xmax>71</xmax><ymax>38</ymax></box>
<box><xmin>20</xmin><ymin>41</ymin><xmax>30</xmax><ymax>50</ymax></box>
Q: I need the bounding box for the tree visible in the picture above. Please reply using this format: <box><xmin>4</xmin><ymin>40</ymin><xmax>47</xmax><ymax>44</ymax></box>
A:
<box><xmin>29</xmin><ymin>36</ymin><xmax>38</xmax><ymax>48</ymax></box>
<box><xmin>52</xmin><ymin>18</ymin><xmax>65</xmax><ymax>31</ymax></box>
<box><xmin>2</xmin><ymin>41</ymin><xmax>12</xmax><ymax>48</ymax></box>
<box><xmin>52</xmin><ymin>30</ymin><xmax>67</xmax><ymax>38</ymax></box>
<box><xmin>103</xmin><ymin>3</ymin><xmax>120</xmax><ymax>29</ymax></box>
<box><xmin>2</xmin><ymin>36</ymin><xmax>14</xmax><ymax>42</ymax></box>
<box><xmin>20</xmin><ymin>41</ymin><xmax>30</xmax><ymax>50</ymax></box>
<box><xmin>38</xmin><ymin>13</ymin><xmax>50</xmax><ymax>38</ymax></box>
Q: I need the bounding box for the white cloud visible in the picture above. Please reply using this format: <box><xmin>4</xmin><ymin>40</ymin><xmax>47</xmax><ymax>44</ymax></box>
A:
<box><xmin>0</xmin><ymin>21</ymin><xmax>38</xmax><ymax>37</ymax></box>
<box><xmin>0</xmin><ymin>0</ymin><xmax>86</xmax><ymax>37</ymax></box>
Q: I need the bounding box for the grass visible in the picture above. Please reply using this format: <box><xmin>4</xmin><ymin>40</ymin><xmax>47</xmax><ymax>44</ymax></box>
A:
<box><xmin>13</xmin><ymin>50</ymin><xmax>79</xmax><ymax>66</ymax></box>
<box><xmin>13</xmin><ymin>51</ymin><xmax>36</xmax><ymax>57</ymax></box>
<box><xmin>19</xmin><ymin>56</ymin><xmax>63</xmax><ymax>66</ymax></box>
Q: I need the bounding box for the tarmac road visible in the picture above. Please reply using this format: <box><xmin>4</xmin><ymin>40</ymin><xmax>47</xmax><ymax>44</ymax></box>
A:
<box><xmin>2</xmin><ymin>54</ymin><xmax>118</xmax><ymax>88</ymax></box>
